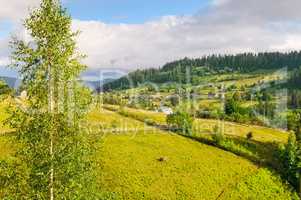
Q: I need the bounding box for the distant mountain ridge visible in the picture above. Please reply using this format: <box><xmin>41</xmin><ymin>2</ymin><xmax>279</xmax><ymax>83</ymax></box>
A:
<box><xmin>0</xmin><ymin>68</ymin><xmax>121</xmax><ymax>91</ymax></box>
<box><xmin>0</xmin><ymin>76</ymin><xmax>19</xmax><ymax>89</ymax></box>
<box><xmin>83</xmin><ymin>78</ymin><xmax>115</xmax><ymax>91</ymax></box>
<box><xmin>0</xmin><ymin>76</ymin><xmax>115</xmax><ymax>91</ymax></box>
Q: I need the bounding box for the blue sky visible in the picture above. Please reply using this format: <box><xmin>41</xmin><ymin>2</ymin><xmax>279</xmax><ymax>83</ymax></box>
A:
<box><xmin>0</xmin><ymin>21</ymin><xmax>13</xmax><ymax>38</ymax></box>
<box><xmin>64</xmin><ymin>0</ymin><xmax>209</xmax><ymax>23</ymax></box>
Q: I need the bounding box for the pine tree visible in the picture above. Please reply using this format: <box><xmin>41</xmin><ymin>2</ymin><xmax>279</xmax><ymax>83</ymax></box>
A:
<box><xmin>0</xmin><ymin>0</ymin><xmax>99</xmax><ymax>199</ymax></box>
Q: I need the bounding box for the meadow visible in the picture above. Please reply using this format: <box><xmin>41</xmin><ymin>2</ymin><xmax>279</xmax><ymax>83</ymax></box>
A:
<box><xmin>102</xmin><ymin>104</ymin><xmax>288</xmax><ymax>143</ymax></box>
<box><xmin>0</xmin><ymin>102</ymin><xmax>298</xmax><ymax>199</ymax></box>
<box><xmin>90</xmin><ymin>109</ymin><xmax>296</xmax><ymax>199</ymax></box>
<box><xmin>102</xmin><ymin>104</ymin><xmax>291</xmax><ymax>174</ymax></box>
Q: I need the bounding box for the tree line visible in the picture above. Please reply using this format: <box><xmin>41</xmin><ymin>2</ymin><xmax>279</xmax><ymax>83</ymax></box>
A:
<box><xmin>103</xmin><ymin>51</ymin><xmax>301</xmax><ymax>91</ymax></box>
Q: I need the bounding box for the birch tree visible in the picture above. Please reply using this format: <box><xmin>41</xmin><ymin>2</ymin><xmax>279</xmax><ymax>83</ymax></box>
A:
<box><xmin>0</xmin><ymin>0</ymin><xmax>99</xmax><ymax>199</ymax></box>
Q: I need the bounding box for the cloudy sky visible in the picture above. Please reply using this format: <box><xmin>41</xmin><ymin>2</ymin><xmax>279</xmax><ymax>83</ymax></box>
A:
<box><xmin>1</xmin><ymin>0</ymin><xmax>301</xmax><ymax>77</ymax></box>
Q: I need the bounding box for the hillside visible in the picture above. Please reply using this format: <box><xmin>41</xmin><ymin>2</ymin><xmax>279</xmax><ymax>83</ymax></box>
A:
<box><xmin>102</xmin><ymin>105</ymin><xmax>288</xmax><ymax>143</ymax></box>
<box><xmin>89</xmin><ymin>109</ymin><xmax>296</xmax><ymax>199</ymax></box>
<box><xmin>0</xmin><ymin>76</ymin><xmax>115</xmax><ymax>91</ymax></box>
<box><xmin>98</xmin><ymin>57</ymin><xmax>301</xmax><ymax>196</ymax></box>
<box><xmin>0</xmin><ymin>76</ymin><xmax>19</xmax><ymax>89</ymax></box>
<box><xmin>103</xmin><ymin>51</ymin><xmax>301</xmax><ymax>91</ymax></box>
<box><xmin>0</xmin><ymin>102</ymin><xmax>297</xmax><ymax>199</ymax></box>
<box><xmin>82</xmin><ymin>78</ymin><xmax>115</xmax><ymax>91</ymax></box>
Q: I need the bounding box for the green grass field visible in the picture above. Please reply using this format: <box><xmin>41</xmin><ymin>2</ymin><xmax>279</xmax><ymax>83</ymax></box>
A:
<box><xmin>91</xmin><ymin>109</ymin><xmax>296</xmax><ymax>199</ymax></box>
<box><xmin>215</xmin><ymin>71</ymin><xmax>284</xmax><ymax>88</ymax></box>
<box><xmin>103</xmin><ymin>105</ymin><xmax>288</xmax><ymax>143</ymax></box>
<box><xmin>0</xmin><ymin>102</ymin><xmax>297</xmax><ymax>199</ymax></box>
<box><xmin>102</xmin><ymin>104</ymin><xmax>290</xmax><ymax>172</ymax></box>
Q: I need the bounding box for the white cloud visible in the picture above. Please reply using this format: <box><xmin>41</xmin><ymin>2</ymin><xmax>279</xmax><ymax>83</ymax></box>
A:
<box><xmin>2</xmin><ymin>0</ymin><xmax>301</xmax><ymax>71</ymax></box>
<box><xmin>72</xmin><ymin>16</ymin><xmax>195</xmax><ymax>69</ymax></box>
<box><xmin>212</xmin><ymin>0</ymin><xmax>231</xmax><ymax>6</ymax></box>
<box><xmin>0</xmin><ymin>0</ymin><xmax>69</xmax><ymax>21</ymax></box>
<box><xmin>0</xmin><ymin>57</ymin><xmax>9</xmax><ymax>66</ymax></box>
<box><xmin>72</xmin><ymin>0</ymin><xmax>301</xmax><ymax>70</ymax></box>
<box><xmin>0</xmin><ymin>0</ymin><xmax>40</xmax><ymax>22</ymax></box>
<box><xmin>271</xmin><ymin>35</ymin><xmax>301</xmax><ymax>50</ymax></box>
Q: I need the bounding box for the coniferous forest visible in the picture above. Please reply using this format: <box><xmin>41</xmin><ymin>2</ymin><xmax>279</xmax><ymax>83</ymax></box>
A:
<box><xmin>103</xmin><ymin>52</ymin><xmax>301</xmax><ymax>91</ymax></box>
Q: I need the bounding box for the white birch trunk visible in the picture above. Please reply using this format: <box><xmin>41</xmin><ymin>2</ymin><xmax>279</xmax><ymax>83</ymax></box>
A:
<box><xmin>49</xmin><ymin>65</ymin><xmax>54</xmax><ymax>200</ymax></box>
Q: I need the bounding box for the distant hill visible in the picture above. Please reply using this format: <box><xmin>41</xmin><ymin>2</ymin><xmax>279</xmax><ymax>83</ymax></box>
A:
<box><xmin>79</xmin><ymin>69</ymin><xmax>122</xmax><ymax>91</ymax></box>
<box><xmin>103</xmin><ymin>51</ymin><xmax>301</xmax><ymax>91</ymax></box>
<box><xmin>0</xmin><ymin>68</ymin><xmax>121</xmax><ymax>91</ymax></box>
<box><xmin>83</xmin><ymin>78</ymin><xmax>115</xmax><ymax>91</ymax></box>
<box><xmin>0</xmin><ymin>76</ymin><xmax>115</xmax><ymax>92</ymax></box>
<box><xmin>0</xmin><ymin>76</ymin><xmax>20</xmax><ymax>89</ymax></box>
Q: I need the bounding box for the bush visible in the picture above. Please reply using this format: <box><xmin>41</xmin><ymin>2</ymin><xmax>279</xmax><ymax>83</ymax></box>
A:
<box><xmin>246</xmin><ymin>132</ymin><xmax>253</xmax><ymax>140</ymax></box>
<box><xmin>144</xmin><ymin>118</ymin><xmax>156</xmax><ymax>126</ymax></box>
<box><xmin>212</xmin><ymin>125</ymin><xmax>224</xmax><ymax>145</ymax></box>
<box><xmin>225</xmin><ymin>98</ymin><xmax>240</xmax><ymax>115</ymax></box>
<box><xmin>196</xmin><ymin>107</ymin><xmax>224</xmax><ymax>120</ymax></box>
<box><xmin>0</xmin><ymin>81</ymin><xmax>13</xmax><ymax>97</ymax></box>
<box><xmin>166</xmin><ymin>111</ymin><xmax>194</xmax><ymax>136</ymax></box>
<box><xmin>279</xmin><ymin>133</ymin><xmax>299</xmax><ymax>188</ymax></box>
<box><xmin>196</xmin><ymin>109</ymin><xmax>211</xmax><ymax>119</ymax></box>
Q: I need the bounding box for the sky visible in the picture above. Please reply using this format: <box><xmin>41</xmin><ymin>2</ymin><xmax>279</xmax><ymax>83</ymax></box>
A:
<box><xmin>1</xmin><ymin>0</ymin><xmax>301</xmax><ymax>78</ymax></box>
<box><xmin>65</xmin><ymin>0</ymin><xmax>209</xmax><ymax>24</ymax></box>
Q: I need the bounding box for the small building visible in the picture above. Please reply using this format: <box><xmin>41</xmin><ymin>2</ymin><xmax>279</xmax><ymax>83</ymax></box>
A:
<box><xmin>159</xmin><ymin>106</ymin><xmax>173</xmax><ymax>115</ymax></box>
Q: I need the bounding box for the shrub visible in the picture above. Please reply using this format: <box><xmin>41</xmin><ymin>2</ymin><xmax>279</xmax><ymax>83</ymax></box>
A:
<box><xmin>246</xmin><ymin>132</ymin><xmax>253</xmax><ymax>140</ymax></box>
<box><xmin>279</xmin><ymin>133</ymin><xmax>299</xmax><ymax>188</ymax></box>
<box><xmin>169</xmin><ymin>95</ymin><xmax>180</xmax><ymax>107</ymax></box>
<box><xmin>166</xmin><ymin>111</ymin><xmax>194</xmax><ymax>136</ymax></box>
<box><xmin>0</xmin><ymin>81</ymin><xmax>13</xmax><ymax>97</ymax></box>
<box><xmin>225</xmin><ymin>98</ymin><xmax>240</xmax><ymax>115</ymax></box>
<box><xmin>212</xmin><ymin>125</ymin><xmax>224</xmax><ymax>145</ymax></box>
<box><xmin>196</xmin><ymin>107</ymin><xmax>222</xmax><ymax>119</ymax></box>
<box><xmin>144</xmin><ymin>118</ymin><xmax>156</xmax><ymax>126</ymax></box>
<box><xmin>196</xmin><ymin>109</ymin><xmax>211</xmax><ymax>119</ymax></box>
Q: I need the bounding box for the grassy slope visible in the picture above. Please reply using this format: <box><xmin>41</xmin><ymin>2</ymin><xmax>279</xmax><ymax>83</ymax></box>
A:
<box><xmin>0</xmin><ymin>102</ymin><xmax>296</xmax><ymax>199</ymax></box>
<box><xmin>88</xmin><ymin>109</ymin><xmax>295</xmax><ymax>200</ymax></box>
<box><xmin>215</xmin><ymin>70</ymin><xmax>283</xmax><ymax>87</ymax></box>
<box><xmin>104</xmin><ymin>105</ymin><xmax>288</xmax><ymax>143</ymax></box>
<box><xmin>193</xmin><ymin>118</ymin><xmax>287</xmax><ymax>143</ymax></box>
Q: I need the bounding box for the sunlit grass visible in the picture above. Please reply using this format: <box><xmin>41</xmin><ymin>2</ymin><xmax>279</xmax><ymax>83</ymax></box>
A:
<box><xmin>86</xmin><ymin>108</ymin><xmax>150</xmax><ymax>137</ymax></box>
<box><xmin>0</xmin><ymin>102</ymin><xmax>296</xmax><ymax>199</ymax></box>
<box><xmin>193</xmin><ymin>118</ymin><xmax>288</xmax><ymax>143</ymax></box>
<box><xmin>103</xmin><ymin>104</ymin><xmax>288</xmax><ymax>143</ymax></box>
<box><xmin>198</xmin><ymin>99</ymin><xmax>221</xmax><ymax>108</ymax></box>
<box><xmin>0</xmin><ymin>137</ymin><xmax>15</xmax><ymax>160</ymax></box>
<box><xmin>93</xmin><ymin>110</ymin><xmax>295</xmax><ymax>199</ymax></box>
<box><xmin>220</xmin><ymin>169</ymin><xmax>296</xmax><ymax>200</ymax></box>
<box><xmin>218</xmin><ymin>72</ymin><xmax>283</xmax><ymax>88</ymax></box>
